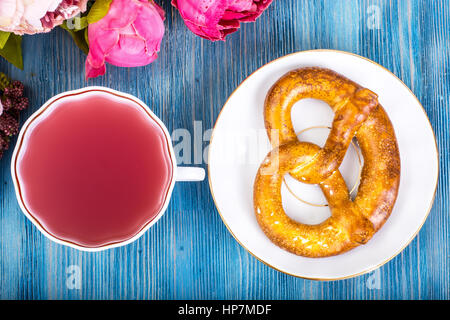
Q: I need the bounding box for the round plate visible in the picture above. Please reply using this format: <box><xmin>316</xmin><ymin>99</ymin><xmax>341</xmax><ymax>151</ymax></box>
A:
<box><xmin>208</xmin><ymin>50</ymin><xmax>438</xmax><ymax>280</ymax></box>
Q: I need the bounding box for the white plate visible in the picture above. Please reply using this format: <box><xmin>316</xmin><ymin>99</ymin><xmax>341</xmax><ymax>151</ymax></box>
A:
<box><xmin>208</xmin><ymin>50</ymin><xmax>438</xmax><ymax>280</ymax></box>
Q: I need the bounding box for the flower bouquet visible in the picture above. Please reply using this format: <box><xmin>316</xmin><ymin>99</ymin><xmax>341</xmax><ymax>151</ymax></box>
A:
<box><xmin>0</xmin><ymin>0</ymin><xmax>273</xmax><ymax>78</ymax></box>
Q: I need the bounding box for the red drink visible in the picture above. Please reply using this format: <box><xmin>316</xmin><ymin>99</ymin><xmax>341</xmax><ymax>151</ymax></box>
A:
<box><xmin>14</xmin><ymin>90</ymin><xmax>174</xmax><ymax>248</ymax></box>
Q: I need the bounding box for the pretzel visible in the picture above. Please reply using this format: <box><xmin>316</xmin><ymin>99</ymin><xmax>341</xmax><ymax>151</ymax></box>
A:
<box><xmin>253</xmin><ymin>67</ymin><xmax>400</xmax><ymax>257</ymax></box>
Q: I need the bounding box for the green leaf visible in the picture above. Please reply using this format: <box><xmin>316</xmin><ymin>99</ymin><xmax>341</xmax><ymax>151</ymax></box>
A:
<box><xmin>87</xmin><ymin>0</ymin><xmax>112</xmax><ymax>24</ymax></box>
<box><xmin>0</xmin><ymin>34</ymin><xmax>23</xmax><ymax>69</ymax></box>
<box><xmin>84</xmin><ymin>28</ymin><xmax>89</xmax><ymax>46</ymax></box>
<box><xmin>60</xmin><ymin>22</ymin><xmax>90</xmax><ymax>55</ymax></box>
<box><xmin>0</xmin><ymin>31</ymin><xmax>11</xmax><ymax>49</ymax></box>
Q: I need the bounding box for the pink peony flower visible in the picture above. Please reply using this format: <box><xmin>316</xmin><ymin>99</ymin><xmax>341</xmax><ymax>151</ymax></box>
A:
<box><xmin>85</xmin><ymin>0</ymin><xmax>165</xmax><ymax>79</ymax></box>
<box><xmin>0</xmin><ymin>0</ymin><xmax>88</xmax><ymax>35</ymax></box>
<box><xmin>172</xmin><ymin>0</ymin><xmax>273</xmax><ymax>41</ymax></box>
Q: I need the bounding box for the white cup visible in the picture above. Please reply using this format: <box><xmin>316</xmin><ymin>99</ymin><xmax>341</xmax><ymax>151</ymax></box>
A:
<box><xmin>11</xmin><ymin>86</ymin><xmax>205</xmax><ymax>251</ymax></box>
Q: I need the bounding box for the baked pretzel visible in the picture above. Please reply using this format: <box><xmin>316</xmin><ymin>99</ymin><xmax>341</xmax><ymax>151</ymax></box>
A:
<box><xmin>254</xmin><ymin>67</ymin><xmax>400</xmax><ymax>257</ymax></box>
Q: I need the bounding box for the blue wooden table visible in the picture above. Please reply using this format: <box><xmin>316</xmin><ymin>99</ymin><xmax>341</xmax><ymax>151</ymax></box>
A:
<box><xmin>0</xmin><ymin>0</ymin><xmax>448</xmax><ymax>300</ymax></box>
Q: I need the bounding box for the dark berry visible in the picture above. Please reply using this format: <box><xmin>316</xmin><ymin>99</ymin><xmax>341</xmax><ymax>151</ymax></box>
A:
<box><xmin>10</xmin><ymin>80</ymin><xmax>24</xmax><ymax>90</ymax></box>
<box><xmin>0</xmin><ymin>113</ymin><xmax>19</xmax><ymax>136</ymax></box>
<box><xmin>1</xmin><ymin>96</ymin><xmax>13</xmax><ymax>111</ymax></box>
<box><xmin>0</xmin><ymin>134</ymin><xmax>7</xmax><ymax>148</ymax></box>
<box><xmin>14</xmin><ymin>96</ymin><xmax>29</xmax><ymax>111</ymax></box>
<box><xmin>4</xmin><ymin>87</ymin><xmax>20</xmax><ymax>99</ymax></box>
<box><xmin>4</xmin><ymin>81</ymin><xmax>24</xmax><ymax>99</ymax></box>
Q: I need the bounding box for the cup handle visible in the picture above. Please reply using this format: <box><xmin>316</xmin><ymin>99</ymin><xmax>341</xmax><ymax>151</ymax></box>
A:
<box><xmin>176</xmin><ymin>166</ymin><xmax>205</xmax><ymax>182</ymax></box>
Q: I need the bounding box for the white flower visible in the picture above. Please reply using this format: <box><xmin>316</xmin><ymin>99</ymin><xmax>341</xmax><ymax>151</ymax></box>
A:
<box><xmin>0</xmin><ymin>0</ymin><xmax>88</xmax><ymax>35</ymax></box>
